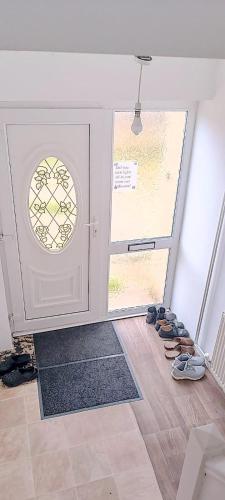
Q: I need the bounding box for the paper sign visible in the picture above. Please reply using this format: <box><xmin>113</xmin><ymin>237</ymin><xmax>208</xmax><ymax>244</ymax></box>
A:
<box><xmin>113</xmin><ymin>161</ymin><xmax>138</xmax><ymax>191</ymax></box>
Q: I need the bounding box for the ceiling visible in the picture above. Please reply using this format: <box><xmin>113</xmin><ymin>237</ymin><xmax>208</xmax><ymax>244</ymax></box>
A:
<box><xmin>0</xmin><ymin>0</ymin><xmax>225</xmax><ymax>58</ymax></box>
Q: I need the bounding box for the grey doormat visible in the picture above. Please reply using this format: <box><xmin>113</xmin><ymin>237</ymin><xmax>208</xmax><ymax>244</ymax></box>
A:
<box><xmin>34</xmin><ymin>321</ymin><xmax>141</xmax><ymax>418</ymax></box>
<box><xmin>38</xmin><ymin>355</ymin><xmax>141</xmax><ymax>417</ymax></box>
<box><xmin>34</xmin><ymin>321</ymin><xmax>123</xmax><ymax>368</ymax></box>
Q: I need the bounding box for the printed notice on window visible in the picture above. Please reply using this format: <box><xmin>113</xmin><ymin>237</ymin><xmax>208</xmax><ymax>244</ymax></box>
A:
<box><xmin>113</xmin><ymin>161</ymin><xmax>138</xmax><ymax>191</ymax></box>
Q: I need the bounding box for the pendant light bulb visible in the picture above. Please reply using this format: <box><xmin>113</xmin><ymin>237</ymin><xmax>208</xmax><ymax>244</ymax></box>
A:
<box><xmin>131</xmin><ymin>56</ymin><xmax>152</xmax><ymax>136</ymax></box>
<box><xmin>131</xmin><ymin>102</ymin><xmax>143</xmax><ymax>136</ymax></box>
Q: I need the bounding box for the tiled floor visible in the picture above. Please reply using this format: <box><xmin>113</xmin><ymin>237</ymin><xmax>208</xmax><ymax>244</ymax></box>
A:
<box><xmin>2</xmin><ymin>315</ymin><xmax>225</xmax><ymax>500</ymax></box>
<box><xmin>0</xmin><ymin>380</ymin><xmax>162</xmax><ymax>500</ymax></box>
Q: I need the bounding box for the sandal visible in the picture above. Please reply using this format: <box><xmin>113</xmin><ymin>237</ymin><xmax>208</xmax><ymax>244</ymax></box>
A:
<box><xmin>2</xmin><ymin>366</ymin><xmax>38</xmax><ymax>387</ymax></box>
<box><xmin>164</xmin><ymin>338</ymin><xmax>194</xmax><ymax>350</ymax></box>
<box><xmin>0</xmin><ymin>354</ymin><xmax>31</xmax><ymax>376</ymax></box>
<box><xmin>165</xmin><ymin>346</ymin><xmax>195</xmax><ymax>359</ymax></box>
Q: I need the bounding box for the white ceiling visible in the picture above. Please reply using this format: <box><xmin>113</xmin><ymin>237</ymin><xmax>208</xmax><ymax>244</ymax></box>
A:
<box><xmin>0</xmin><ymin>0</ymin><xmax>225</xmax><ymax>58</ymax></box>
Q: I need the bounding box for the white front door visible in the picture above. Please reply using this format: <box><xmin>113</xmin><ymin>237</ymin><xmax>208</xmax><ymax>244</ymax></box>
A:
<box><xmin>8</xmin><ymin>124</ymin><xmax>90</xmax><ymax>319</ymax></box>
<box><xmin>0</xmin><ymin>109</ymin><xmax>111</xmax><ymax>333</ymax></box>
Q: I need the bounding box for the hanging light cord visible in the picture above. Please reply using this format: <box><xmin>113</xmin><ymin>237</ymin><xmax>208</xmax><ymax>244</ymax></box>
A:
<box><xmin>137</xmin><ymin>64</ymin><xmax>143</xmax><ymax>104</ymax></box>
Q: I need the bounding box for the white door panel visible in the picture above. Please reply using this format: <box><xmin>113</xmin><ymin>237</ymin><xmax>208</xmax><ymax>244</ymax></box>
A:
<box><xmin>7</xmin><ymin>124</ymin><xmax>90</xmax><ymax>319</ymax></box>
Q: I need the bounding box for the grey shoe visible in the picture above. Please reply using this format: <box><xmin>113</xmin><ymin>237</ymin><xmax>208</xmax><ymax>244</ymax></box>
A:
<box><xmin>173</xmin><ymin>320</ymin><xmax>185</xmax><ymax>329</ymax></box>
<box><xmin>146</xmin><ymin>306</ymin><xmax>157</xmax><ymax>324</ymax></box>
<box><xmin>165</xmin><ymin>311</ymin><xmax>177</xmax><ymax>321</ymax></box>
<box><xmin>156</xmin><ymin>307</ymin><xmax>165</xmax><ymax>321</ymax></box>
<box><xmin>171</xmin><ymin>360</ymin><xmax>205</xmax><ymax>381</ymax></box>
<box><xmin>176</xmin><ymin>328</ymin><xmax>189</xmax><ymax>337</ymax></box>
<box><xmin>159</xmin><ymin>327</ymin><xmax>178</xmax><ymax>339</ymax></box>
<box><xmin>172</xmin><ymin>353</ymin><xmax>205</xmax><ymax>368</ymax></box>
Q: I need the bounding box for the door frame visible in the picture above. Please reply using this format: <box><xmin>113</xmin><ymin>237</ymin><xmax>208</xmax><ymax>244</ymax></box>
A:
<box><xmin>107</xmin><ymin>102</ymin><xmax>197</xmax><ymax>319</ymax></box>
<box><xmin>0</xmin><ymin>107</ymin><xmax>113</xmax><ymax>334</ymax></box>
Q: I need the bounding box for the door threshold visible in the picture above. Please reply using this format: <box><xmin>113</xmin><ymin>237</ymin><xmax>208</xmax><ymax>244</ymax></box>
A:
<box><xmin>108</xmin><ymin>304</ymin><xmax>162</xmax><ymax>321</ymax></box>
<box><xmin>12</xmin><ymin>306</ymin><xmax>162</xmax><ymax>337</ymax></box>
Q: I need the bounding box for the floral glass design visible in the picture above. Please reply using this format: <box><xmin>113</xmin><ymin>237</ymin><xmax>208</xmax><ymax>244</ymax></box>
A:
<box><xmin>29</xmin><ymin>157</ymin><xmax>77</xmax><ymax>251</ymax></box>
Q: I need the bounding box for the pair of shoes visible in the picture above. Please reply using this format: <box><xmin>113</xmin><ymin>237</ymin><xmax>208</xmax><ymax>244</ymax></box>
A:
<box><xmin>171</xmin><ymin>356</ymin><xmax>205</xmax><ymax>381</ymax></box>
<box><xmin>0</xmin><ymin>354</ymin><xmax>37</xmax><ymax>387</ymax></box>
<box><xmin>159</xmin><ymin>325</ymin><xmax>189</xmax><ymax>339</ymax></box>
<box><xmin>172</xmin><ymin>352</ymin><xmax>205</xmax><ymax>367</ymax></box>
<box><xmin>164</xmin><ymin>338</ymin><xmax>194</xmax><ymax>358</ymax></box>
<box><xmin>155</xmin><ymin>318</ymin><xmax>184</xmax><ymax>332</ymax></box>
<box><xmin>146</xmin><ymin>305</ymin><xmax>167</xmax><ymax>324</ymax></box>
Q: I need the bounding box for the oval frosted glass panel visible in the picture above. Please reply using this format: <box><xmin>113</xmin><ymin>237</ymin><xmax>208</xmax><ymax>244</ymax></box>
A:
<box><xmin>29</xmin><ymin>157</ymin><xmax>77</xmax><ymax>251</ymax></box>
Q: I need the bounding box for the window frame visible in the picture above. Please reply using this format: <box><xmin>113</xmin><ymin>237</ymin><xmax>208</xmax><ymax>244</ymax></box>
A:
<box><xmin>107</xmin><ymin>102</ymin><xmax>197</xmax><ymax>319</ymax></box>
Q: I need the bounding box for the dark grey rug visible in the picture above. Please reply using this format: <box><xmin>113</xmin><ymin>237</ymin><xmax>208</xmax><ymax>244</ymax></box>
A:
<box><xmin>35</xmin><ymin>321</ymin><xmax>141</xmax><ymax>418</ymax></box>
<box><xmin>34</xmin><ymin>321</ymin><xmax>123</xmax><ymax>368</ymax></box>
<box><xmin>38</xmin><ymin>355</ymin><xmax>140</xmax><ymax>417</ymax></box>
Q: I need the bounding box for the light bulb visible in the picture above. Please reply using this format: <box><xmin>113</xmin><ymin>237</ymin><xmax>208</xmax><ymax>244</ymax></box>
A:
<box><xmin>131</xmin><ymin>114</ymin><xmax>143</xmax><ymax>135</ymax></box>
<box><xmin>131</xmin><ymin>102</ymin><xmax>143</xmax><ymax>135</ymax></box>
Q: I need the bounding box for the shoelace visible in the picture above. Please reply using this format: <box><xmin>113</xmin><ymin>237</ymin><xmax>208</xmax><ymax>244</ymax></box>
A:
<box><xmin>181</xmin><ymin>360</ymin><xmax>195</xmax><ymax>371</ymax></box>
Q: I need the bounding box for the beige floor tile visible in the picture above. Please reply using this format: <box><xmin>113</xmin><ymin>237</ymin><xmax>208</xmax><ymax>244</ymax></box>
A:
<box><xmin>25</xmin><ymin>397</ymin><xmax>41</xmax><ymax>424</ymax></box>
<box><xmin>0</xmin><ymin>382</ymin><xmax>25</xmax><ymax>400</ymax></box>
<box><xmin>24</xmin><ymin>384</ymin><xmax>41</xmax><ymax>424</ymax></box>
<box><xmin>105</xmin><ymin>429</ymin><xmax>150</xmax><ymax>474</ymax></box>
<box><xmin>0</xmin><ymin>424</ymin><xmax>29</xmax><ymax>464</ymax></box>
<box><xmin>100</xmin><ymin>404</ymin><xmax>137</xmax><ymax>437</ymax></box>
<box><xmin>32</xmin><ymin>449</ymin><xmax>74</xmax><ymax>496</ymax></box>
<box><xmin>29</xmin><ymin>419</ymin><xmax>67</xmax><ymax>456</ymax></box>
<box><xmin>0</xmin><ymin>396</ymin><xmax>26</xmax><ymax>429</ymax></box>
<box><xmin>69</xmin><ymin>439</ymin><xmax>112</xmax><ymax>486</ymax></box>
<box><xmin>63</xmin><ymin>409</ymin><xmax>103</xmax><ymax>446</ymax></box>
<box><xmin>0</xmin><ymin>459</ymin><xmax>35</xmax><ymax>500</ymax></box>
<box><xmin>115</xmin><ymin>466</ymin><xmax>163</xmax><ymax>500</ymax></box>
<box><xmin>36</xmin><ymin>488</ymin><xmax>77</xmax><ymax>499</ymax></box>
<box><xmin>24</xmin><ymin>381</ymin><xmax>39</xmax><ymax>398</ymax></box>
<box><xmin>77</xmin><ymin>477</ymin><xmax>119</xmax><ymax>500</ymax></box>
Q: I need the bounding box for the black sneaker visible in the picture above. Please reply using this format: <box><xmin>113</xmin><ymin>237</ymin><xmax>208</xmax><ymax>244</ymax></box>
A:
<box><xmin>0</xmin><ymin>354</ymin><xmax>31</xmax><ymax>377</ymax></box>
<box><xmin>2</xmin><ymin>366</ymin><xmax>38</xmax><ymax>387</ymax></box>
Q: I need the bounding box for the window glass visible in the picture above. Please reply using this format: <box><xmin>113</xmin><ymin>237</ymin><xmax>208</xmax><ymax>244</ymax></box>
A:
<box><xmin>111</xmin><ymin>111</ymin><xmax>186</xmax><ymax>241</ymax></box>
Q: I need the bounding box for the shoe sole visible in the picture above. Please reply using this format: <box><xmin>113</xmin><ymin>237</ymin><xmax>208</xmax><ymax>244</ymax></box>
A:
<box><xmin>171</xmin><ymin>372</ymin><xmax>205</xmax><ymax>381</ymax></box>
<box><xmin>172</xmin><ymin>362</ymin><xmax>205</xmax><ymax>368</ymax></box>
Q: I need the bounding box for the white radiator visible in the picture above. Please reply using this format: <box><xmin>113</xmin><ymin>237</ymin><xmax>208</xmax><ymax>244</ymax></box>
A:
<box><xmin>210</xmin><ymin>313</ymin><xmax>225</xmax><ymax>392</ymax></box>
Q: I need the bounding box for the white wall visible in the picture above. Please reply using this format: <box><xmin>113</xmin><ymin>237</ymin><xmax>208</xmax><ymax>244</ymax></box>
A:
<box><xmin>0</xmin><ymin>52</ymin><xmax>216</xmax><ymax>104</ymax></box>
<box><xmin>172</xmin><ymin>61</ymin><xmax>225</xmax><ymax>356</ymax></box>
<box><xmin>1</xmin><ymin>1</ymin><xmax>225</xmax><ymax>58</ymax></box>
